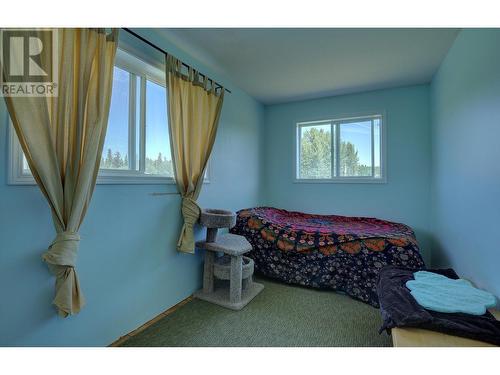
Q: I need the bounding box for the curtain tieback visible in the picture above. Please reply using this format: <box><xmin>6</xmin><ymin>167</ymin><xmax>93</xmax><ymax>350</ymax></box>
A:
<box><xmin>181</xmin><ymin>197</ymin><xmax>201</xmax><ymax>229</ymax></box>
<box><xmin>177</xmin><ymin>197</ymin><xmax>201</xmax><ymax>253</ymax></box>
<box><xmin>42</xmin><ymin>231</ymin><xmax>80</xmax><ymax>268</ymax></box>
<box><xmin>42</xmin><ymin>231</ymin><xmax>84</xmax><ymax>317</ymax></box>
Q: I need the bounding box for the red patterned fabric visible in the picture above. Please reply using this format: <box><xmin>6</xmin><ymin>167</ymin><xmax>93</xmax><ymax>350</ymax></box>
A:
<box><xmin>238</xmin><ymin>207</ymin><xmax>417</xmax><ymax>254</ymax></box>
<box><xmin>231</xmin><ymin>207</ymin><xmax>425</xmax><ymax>307</ymax></box>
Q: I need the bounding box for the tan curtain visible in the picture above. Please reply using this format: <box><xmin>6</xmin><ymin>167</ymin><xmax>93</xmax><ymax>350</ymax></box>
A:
<box><xmin>166</xmin><ymin>56</ymin><xmax>225</xmax><ymax>253</ymax></box>
<box><xmin>2</xmin><ymin>28</ymin><xmax>119</xmax><ymax>317</ymax></box>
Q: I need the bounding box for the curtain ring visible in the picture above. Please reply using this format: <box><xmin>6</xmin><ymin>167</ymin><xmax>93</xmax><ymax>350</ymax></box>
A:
<box><xmin>166</xmin><ymin>55</ymin><xmax>172</xmax><ymax>72</ymax></box>
<box><xmin>176</xmin><ymin>59</ymin><xmax>182</xmax><ymax>75</ymax></box>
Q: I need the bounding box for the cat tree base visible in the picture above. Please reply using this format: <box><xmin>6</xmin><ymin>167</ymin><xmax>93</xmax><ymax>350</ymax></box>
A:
<box><xmin>194</xmin><ymin>281</ymin><xmax>264</xmax><ymax>311</ymax></box>
<box><xmin>195</xmin><ymin>233</ymin><xmax>264</xmax><ymax>310</ymax></box>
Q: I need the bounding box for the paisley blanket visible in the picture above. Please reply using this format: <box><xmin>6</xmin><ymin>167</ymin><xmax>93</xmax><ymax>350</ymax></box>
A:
<box><xmin>230</xmin><ymin>207</ymin><xmax>425</xmax><ymax>307</ymax></box>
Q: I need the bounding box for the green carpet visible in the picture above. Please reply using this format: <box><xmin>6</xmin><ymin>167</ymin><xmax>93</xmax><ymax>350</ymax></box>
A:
<box><xmin>121</xmin><ymin>276</ymin><xmax>392</xmax><ymax>347</ymax></box>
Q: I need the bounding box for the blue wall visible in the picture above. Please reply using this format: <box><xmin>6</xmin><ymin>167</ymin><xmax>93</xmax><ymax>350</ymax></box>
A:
<box><xmin>3</xmin><ymin>27</ymin><xmax>498</xmax><ymax>346</ymax></box>
<box><xmin>0</xmin><ymin>29</ymin><xmax>265</xmax><ymax>346</ymax></box>
<box><xmin>263</xmin><ymin>85</ymin><xmax>433</xmax><ymax>263</ymax></box>
<box><xmin>430</xmin><ymin>29</ymin><xmax>500</xmax><ymax>298</ymax></box>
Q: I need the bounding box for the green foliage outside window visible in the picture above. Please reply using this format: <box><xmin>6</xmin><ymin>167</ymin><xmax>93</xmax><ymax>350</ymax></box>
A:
<box><xmin>299</xmin><ymin>127</ymin><xmax>374</xmax><ymax>178</ymax></box>
<box><xmin>100</xmin><ymin>148</ymin><xmax>173</xmax><ymax>176</ymax></box>
<box><xmin>299</xmin><ymin>127</ymin><xmax>332</xmax><ymax>178</ymax></box>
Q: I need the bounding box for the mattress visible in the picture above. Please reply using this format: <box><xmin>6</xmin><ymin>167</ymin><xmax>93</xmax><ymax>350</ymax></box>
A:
<box><xmin>230</xmin><ymin>207</ymin><xmax>425</xmax><ymax>307</ymax></box>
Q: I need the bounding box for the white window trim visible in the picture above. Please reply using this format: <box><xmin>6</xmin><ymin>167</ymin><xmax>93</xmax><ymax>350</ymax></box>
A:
<box><xmin>8</xmin><ymin>125</ymin><xmax>34</xmax><ymax>185</ymax></box>
<box><xmin>294</xmin><ymin>112</ymin><xmax>387</xmax><ymax>184</ymax></box>
<box><xmin>97</xmin><ymin>47</ymin><xmax>177</xmax><ymax>184</ymax></box>
<box><xmin>115</xmin><ymin>48</ymin><xmax>164</xmax><ymax>87</ymax></box>
<box><xmin>6</xmin><ymin>122</ymin><xmax>164</xmax><ymax>185</ymax></box>
<box><xmin>7</xmin><ymin>47</ymin><xmax>211</xmax><ymax>185</ymax></box>
<box><xmin>8</xmin><ymin>119</ymin><xmax>211</xmax><ymax>186</ymax></box>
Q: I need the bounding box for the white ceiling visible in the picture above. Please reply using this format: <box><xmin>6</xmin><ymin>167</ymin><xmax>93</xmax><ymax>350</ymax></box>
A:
<box><xmin>155</xmin><ymin>28</ymin><xmax>459</xmax><ymax>104</ymax></box>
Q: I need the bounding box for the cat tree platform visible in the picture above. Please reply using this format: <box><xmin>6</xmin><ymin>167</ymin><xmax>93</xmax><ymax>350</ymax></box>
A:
<box><xmin>194</xmin><ymin>209</ymin><xmax>264</xmax><ymax>310</ymax></box>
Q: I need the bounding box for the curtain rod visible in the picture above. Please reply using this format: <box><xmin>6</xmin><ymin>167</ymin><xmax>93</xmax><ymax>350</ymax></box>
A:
<box><xmin>122</xmin><ymin>28</ymin><xmax>231</xmax><ymax>94</ymax></box>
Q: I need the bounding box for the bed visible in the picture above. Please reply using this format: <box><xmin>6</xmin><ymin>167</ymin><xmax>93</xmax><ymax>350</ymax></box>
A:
<box><xmin>230</xmin><ymin>207</ymin><xmax>425</xmax><ymax>307</ymax></box>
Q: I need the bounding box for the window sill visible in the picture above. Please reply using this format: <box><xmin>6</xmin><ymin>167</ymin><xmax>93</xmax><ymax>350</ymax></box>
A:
<box><xmin>8</xmin><ymin>173</ymin><xmax>211</xmax><ymax>186</ymax></box>
<box><xmin>293</xmin><ymin>177</ymin><xmax>387</xmax><ymax>184</ymax></box>
<box><xmin>97</xmin><ymin>173</ymin><xmax>177</xmax><ymax>185</ymax></box>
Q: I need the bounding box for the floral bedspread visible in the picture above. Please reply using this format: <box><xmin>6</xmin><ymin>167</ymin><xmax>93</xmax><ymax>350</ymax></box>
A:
<box><xmin>230</xmin><ymin>207</ymin><xmax>425</xmax><ymax>307</ymax></box>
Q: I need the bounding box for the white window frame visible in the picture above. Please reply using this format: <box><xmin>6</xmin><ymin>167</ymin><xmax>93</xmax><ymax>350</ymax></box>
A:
<box><xmin>294</xmin><ymin>113</ymin><xmax>386</xmax><ymax>184</ymax></box>
<box><xmin>7</xmin><ymin>47</ymin><xmax>211</xmax><ymax>185</ymax></box>
<box><xmin>8</xmin><ymin>127</ymin><xmax>34</xmax><ymax>185</ymax></box>
<box><xmin>98</xmin><ymin>47</ymin><xmax>175</xmax><ymax>184</ymax></box>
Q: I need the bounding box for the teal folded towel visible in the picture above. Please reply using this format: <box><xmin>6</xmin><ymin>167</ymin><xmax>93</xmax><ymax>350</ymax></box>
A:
<box><xmin>406</xmin><ymin>271</ymin><xmax>497</xmax><ymax>315</ymax></box>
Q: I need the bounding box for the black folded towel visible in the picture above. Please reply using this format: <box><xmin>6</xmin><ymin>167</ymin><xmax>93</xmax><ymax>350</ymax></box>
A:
<box><xmin>376</xmin><ymin>265</ymin><xmax>500</xmax><ymax>346</ymax></box>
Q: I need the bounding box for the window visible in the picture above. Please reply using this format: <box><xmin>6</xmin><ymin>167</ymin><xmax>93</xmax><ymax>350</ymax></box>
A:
<box><xmin>101</xmin><ymin>66</ymin><xmax>131</xmax><ymax>171</ymax></box>
<box><xmin>98</xmin><ymin>48</ymin><xmax>174</xmax><ymax>183</ymax></box>
<box><xmin>296</xmin><ymin>114</ymin><xmax>385</xmax><ymax>182</ymax></box>
<box><xmin>8</xmin><ymin>48</ymin><xmax>204</xmax><ymax>185</ymax></box>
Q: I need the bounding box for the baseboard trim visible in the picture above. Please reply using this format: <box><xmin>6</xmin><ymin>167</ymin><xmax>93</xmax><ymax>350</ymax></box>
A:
<box><xmin>109</xmin><ymin>295</ymin><xmax>194</xmax><ymax>347</ymax></box>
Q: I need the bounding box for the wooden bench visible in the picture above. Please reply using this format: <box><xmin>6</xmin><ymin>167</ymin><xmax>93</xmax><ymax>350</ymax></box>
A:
<box><xmin>392</xmin><ymin>310</ymin><xmax>500</xmax><ymax>347</ymax></box>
